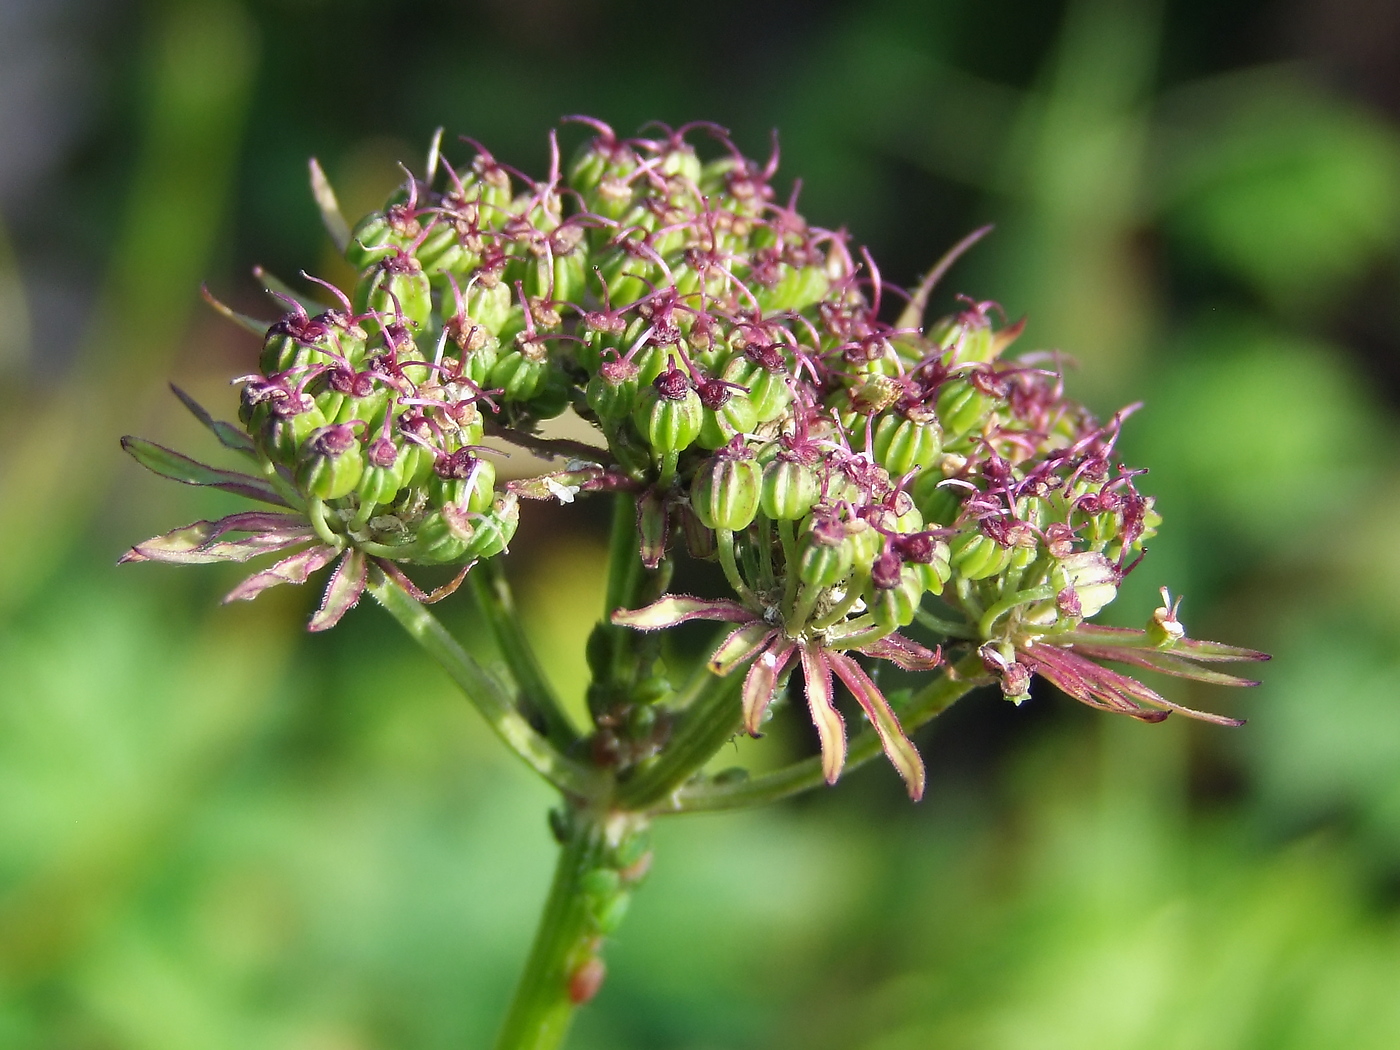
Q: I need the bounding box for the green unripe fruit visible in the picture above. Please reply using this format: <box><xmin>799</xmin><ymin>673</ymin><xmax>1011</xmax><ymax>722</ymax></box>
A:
<box><xmin>295</xmin><ymin>424</ymin><xmax>364</xmax><ymax>501</ymax></box>
<box><xmin>1053</xmin><ymin>551</ymin><xmax>1119</xmax><ymax>620</ymax></box>
<box><xmin>950</xmin><ymin>530</ymin><xmax>1012</xmax><ymax>581</ymax></box>
<box><xmin>612</xmin><ymin>826</ymin><xmax>653</xmax><ymax>870</ymax></box>
<box><xmin>936</xmin><ymin>377</ymin><xmax>994</xmax><ymax>441</ymax></box>
<box><xmin>625</xmin><ymin>703</ymin><xmax>657</xmax><ymax>740</ymax></box>
<box><xmin>591</xmin><ymin>892</ymin><xmax>630</xmax><ymax>935</ymax></box>
<box><xmin>929</xmin><ymin>310</ymin><xmax>994</xmax><ymax>365</ymax></box>
<box><xmin>799</xmin><ymin>516</ymin><xmax>853</xmax><ymax>588</ymax></box>
<box><xmin>322</xmin><ymin>370</ymin><xmax>389</xmax><ymax>430</ymax></box>
<box><xmin>489</xmin><ymin>346</ymin><xmax>550</xmax><ymax>402</ymax></box>
<box><xmin>459</xmin><ymin>494</ymin><xmax>519</xmax><ymax>559</ymax></box>
<box><xmin>677</xmin><ymin>502</ymin><xmax>717</xmax><ymax>559</ymax></box>
<box><xmin>356</xmin><ymin>437</ymin><xmax>406</xmax><ymax>508</ymax></box>
<box><xmin>756</xmin><ymin>263</ymin><xmax>828</xmax><ymax>314</ymax></box>
<box><xmin>657</xmin><ymin>144</ymin><xmax>702</xmax><ymax>183</ymax></box>
<box><xmin>866</xmin><ymin>556</ymin><xmax>923</xmax><ymax>631</ymax></box>
<box><xmin>873</xmin><ymin>411</ymin><xmax>942</xmax><ymax>476</ymax></box>
<box><xmin>396</xmin><ymin>434</ymin><xmax>436</xmax><ymax>489</ymax></box>
<box><xmin>846</xmin><ymin>518</ymin><xmax>883</xmax><ymax>575</ymax></box>
<box><xmin>430</xmin><ymin>451</ymin><xmax>496</xmax><ymax>513</ymax></box>
<box><xmin>523</xmin><ymin>245</ymin><xmax>586</xmax><ymax>305</ymax></box>
<box><xmin>799</xmin><ymin>542</ymin><xmax>852</xmax><ymax>589</ymax></box>
<box><xmin>633</xmin><ymin>343</ymin><xmax>669</xmax><ymax>387</ymax></box>
<box><xmin>761</xmin><ymin>455</ymin><xmax>819</xmax><ymax>521</ymax></box>
<box><xmin>460</xmin><ymin>279</ymin><xmax>512</xmax><ymax>336</ymax></box>
<box><xmin>696</xmin><ymin>381</ymin><xmax>758</xmax><ymax>450</ymax></box>
<box><xmin>632</xmin><ymin>366</ymin><xmax>702</xmax><ymax>456</ymax></box>
<box><xmin>259</xmin><ymin>395</ymin><xmax>327</xmax><ymax>465</ymax></box>
<box><xmin>691</xmin><ymin>451</ymin><xmax>761</xmax><ymax>531</ymax></box>
<box><xmin>345</xmin><ymin>204</ymin><xmax>420</xmax><ymax>271</ymax></box>
<box><xmin>260</xmin><ymin>319</ymin><xmax>328</xmax><ymax>376</ymax></box>
<box><xmin>259</xmin><ymin>311</ymin><xmax>366</xmax><ymax>376</ymax></box>
<box><xmin>524</xmin><ymin>370</ymin><xmax>572</xmax><ymax>421</ymax></box>
<box><xmin>580</xmin><ymin>867</ymin><xmax>630</xmax><ymax>933</ymax></box>
<box><xmin>725</xmin><ymin>353</ymin><xmax>790</xmax><ymax>422</ymax></box>
<box><xmin>441</xmin><ymin>313</ymin><xmax>501</xmax><ymax>387</ymax></box>
<box><xmin>585</xmin><ymin>357</ymin><xmax>640</xmax><ymax>422</ymax></box>
<box><xmin>912</xmin><ymin>470</ymin><xmax>965</xmax><ymax>526</ymax></box>
<box><xmin>845</xmin><ymin>373</ymin><xmax>900</xmax><ymax>417</ymax></box>
<box><xmin>415</xmin><ymin>220</ymin><xmax>472</xmax><ymax>276</ymax></box>
<box><xmin>895</xmin><ymin>534</ymin><xmax>951</xmax><ymax>596</ymax></box>
<box><xmin>353</xmin><ymin>251</ymin><xmax>432</xmax><ymax>331</ymax></box>
<box><xmin>413</xmin><ymin>511</ymin><xmax>469</xmax><ymax>564</ymax></box>
<box><xmin>414</xmin><ymin>493</ymin><xmax>519</xmax><ymax>565</ymax></box>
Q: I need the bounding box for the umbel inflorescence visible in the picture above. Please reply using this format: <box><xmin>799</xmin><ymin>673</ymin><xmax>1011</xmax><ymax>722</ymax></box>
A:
<box><xmin>122</xmin><ymin>118</ymin><xmax>1265</xmax><ymax>802</ymax></box>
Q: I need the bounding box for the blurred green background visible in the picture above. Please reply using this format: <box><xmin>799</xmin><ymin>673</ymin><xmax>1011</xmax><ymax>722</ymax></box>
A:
<box><xmin>2</xmin><ymin>0</ymin><xmax>1399</xmax><ymax>1046</ymax></box>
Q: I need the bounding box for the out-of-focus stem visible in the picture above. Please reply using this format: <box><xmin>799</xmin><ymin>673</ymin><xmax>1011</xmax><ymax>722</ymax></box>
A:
<box><xmin>471</xmin><ymin>560</ymin><xmax>582</xmax><ymax>746</ymax></box>
<box><xmin>367</xmin><ymin>570</ymin><xmax>604</xmax><ymax>799</ymax></box>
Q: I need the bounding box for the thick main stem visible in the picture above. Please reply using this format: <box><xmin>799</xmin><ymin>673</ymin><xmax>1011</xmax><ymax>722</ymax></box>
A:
<box><xmin>493</xmin><ymin>815</ymin><xmax>614</xmax><ymax>1050</ymax></box>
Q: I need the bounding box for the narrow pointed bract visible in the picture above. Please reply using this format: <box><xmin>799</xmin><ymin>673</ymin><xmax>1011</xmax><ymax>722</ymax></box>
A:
<box><xmin>801</xmin><ymin>648</ymin><xmax>845</xmax><ymax>785</ymax></box>
<box><xmin>309</xmin><ymin>548</ymin><xmax>368</xmax><ymax>631</ymax></box>
<box><xmin>828</xmin><ymin>652</ymin><xmax>925</xmax><ymax>800</ymax></box>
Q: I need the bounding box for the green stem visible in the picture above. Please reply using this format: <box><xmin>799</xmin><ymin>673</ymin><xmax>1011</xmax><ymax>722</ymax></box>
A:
<box><xmin>615</xmin><ymin>670</ymin><xmax>742</xmax><ymax>810</ymax></box>
<box><xmin>788</xmin><ymin>583</ymin><xmax>822</xmax><ymax>633</ymax></box>
<box><xmin>472</xmin><ymin>560</ymin><xmax>582</xmax><ymax>747</ymax></box>
<box><xmin>367</xmin><ymin>570</ymin><xmax>604</xmax><ymax>799</ymax></box>
<box><xmin>307</xmin><ymin>498</ymin><xmax>344</xmax><ymax>549</ymax></box>
<box><xmin>977</xmin><ymin>585</ymin><xmax>1055</xmax><ymax>639</ymax></box>
<box><xmin>756</xmin><ymin>517</ymin><xmax>776</xmax><ymax>590</ymax></box>
<box><xmin>810</xmin><ymin>580</ymin><xmax>865</xmax><ymax>631</ymax></box>
<box><xmin>777</xmin><ymin>519</ymin><xmax>800</xmax><ymax>613</ymax></box>
<box><xmin>600</xmin><ymin>493</ymin><xmax>663</xmax><ymax>695</ymax></box>
<box><xmin>663</xmin><ymin>654</ymin><xmax>986</xmax><ymax>813</ymax></box>
<box><xmin>913</xmin><ymin>607</ymin><xmax>978</xmax><ymax>639</ymax></box>
<box><xmin>604</xmin><ymin>493</ymin><xmax>644</xmax><ymax>619</ymax></box>
<box><xmin>493</xmin><ymin>813</ymin><xmax>628</xmax><ymax>1050</ymax></box>
<box><xmin>714</xmin><ymin>528</ymin><xmax>757</xmax><ymax>607</ymax></box>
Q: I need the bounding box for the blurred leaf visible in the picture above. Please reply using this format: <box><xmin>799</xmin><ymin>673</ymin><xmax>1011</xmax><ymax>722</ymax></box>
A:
<box><xmin>1159</xmin><ymin>75</ymin><xmax>1400</xmax><ymax>312</ymax></box>
<box><xmin>1247</xmin><ymin>617</ymin><xmax>1400</xmax><ymax>860</ymax></box>
<box><xmin>1132</xmin><ymin>315</ymin><xmax>1382</xmax><ymax>547</ymax></box>
<box><xmin>0</xmin><ymin>0</ymin><xmax>258</xmax><ymax>615</ymax></box>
